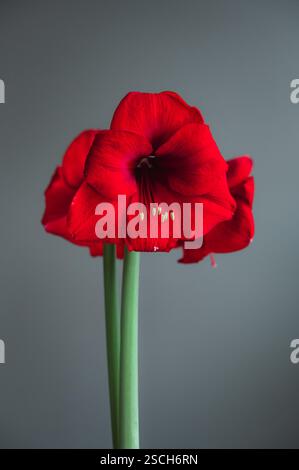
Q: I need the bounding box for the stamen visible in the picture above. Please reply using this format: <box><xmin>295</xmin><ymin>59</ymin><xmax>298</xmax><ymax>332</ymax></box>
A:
<box><xmin>137</xmin><ymin>156</ymin><xmax>154</xmax><ymax>168</ymax></box>
<box><xmin>152</xmin><ymin>207</ymin><xmax>157</xmax><ymax>216</ymax></box>
<box><xmin>140</xmin><ymin>212</ymin><xmax>145</xmax><ymax>221</ymax></box>
<box><xmin>158</xmin><ymin>207</ymin><xmax>162</xmax><ymax>215</ymax></box>
<box><xmin>170</xmin><ymin>211</ymin><xmax>175</xmax><ymax>221</ymax></box>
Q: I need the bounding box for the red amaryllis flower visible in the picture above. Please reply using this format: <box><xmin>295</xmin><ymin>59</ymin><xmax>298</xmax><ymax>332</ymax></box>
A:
<box><xmin>179</xmin><ymin>156</ymin><xmax>254</xmax><ymax>264</ymax></box>
<box><xmin>41</xmin><ymin>130</ymin><xmax>124</xmax><ymax>258</ymax></box>
<box><xmin>41</xmin><ymin>92</ymin><xmax>255</xmax><ymax>450</ymax></box>
<box><xmin>68</xmin><ymin>91</ymin><xmax>236</xmax><ymax>252</ymax></box>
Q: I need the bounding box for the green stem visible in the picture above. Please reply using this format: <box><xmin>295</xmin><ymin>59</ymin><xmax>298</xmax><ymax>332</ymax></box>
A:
<box><xmin>103</xmin><ymin>244</ymin><xmax>120</xmax><ymax>449</ymax></box>
<box><xmin>119</xmin><ymin>248</ymin><xmax>140</xmax><ymax>449</ymax></box>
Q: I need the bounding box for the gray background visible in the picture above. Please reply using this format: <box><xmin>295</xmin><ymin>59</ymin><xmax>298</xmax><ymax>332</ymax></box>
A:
<box><xmin>0</xmin><ymin>0</ymin><xmax>298</xmax><ymax>448</ymax></box>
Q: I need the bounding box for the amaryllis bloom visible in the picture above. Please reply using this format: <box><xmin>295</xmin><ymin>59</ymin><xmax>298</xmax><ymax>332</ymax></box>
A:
<box><xmin>179</xmin><ymin>156</ymin><xmax>254</xmax><ymax>264</ymax></box>
<box><xmin>68</xmin><ymin>91</ymin><xmax>236</xmax><ymax>252</ymax></box>
<box><xmin>41</xmin><ymin>130</ymin><xmax>124</xmax><ymax>258</ymax></box>
<box><xmin>41</xmin><ymin>91</ymin><xmax>255</xmax><ymax>450</ymax></box>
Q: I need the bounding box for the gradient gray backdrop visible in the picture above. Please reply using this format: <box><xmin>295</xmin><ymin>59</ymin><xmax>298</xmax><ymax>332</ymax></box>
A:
<box><xmin>0</xmin><ymin>0</ymin><xmax>298</xmax><ymax>448</ymax></box>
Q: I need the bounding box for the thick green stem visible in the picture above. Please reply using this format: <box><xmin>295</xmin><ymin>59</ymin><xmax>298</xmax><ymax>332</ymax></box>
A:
<box><xmin>119</xmin><ymin>248</ymin><xmax>140</xmax><ymax>449</ymax></box>
<box><xmin>103</xmin><ymin>244</ymin><xmax>120</xmax><ymax>449</ymax></box>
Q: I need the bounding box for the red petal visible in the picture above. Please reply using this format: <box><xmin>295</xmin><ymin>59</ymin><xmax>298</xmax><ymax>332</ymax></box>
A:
<box><xmin>85</xmin><ymin>130</ymin><xmax>152</xmax><ymax>199</ymax></box>
<box><xmin>206</xmin><ymin>201</ymin><xmax>254</xmax><ymax>252</ymax></box>
<box><xmin>88</xmin><ymin>242</ymin><xmax>104</xmax><ymax>257</ymax></box>
<box><xmin>42</xmin><ymin>167</ymin><xmax>97</xmax><ymax>251</ymax></box>
<box><xmin>227</xmin><ymin>156</ymin><xmax>253</xmax><ymax>188</ymax></box>
<box><xmin>231</xmin><ymin>176</ymin><xmax>254</xmax><ymax>208</ymax></box>
<box><xmin>42</xmin><ymin>166</ymin><xmax>75</xmax><ymax>231</ymax></box>
<box><xmin>89</xmin><ymin>242</ymin><xmax>125</xmax><ymax>259</ymax></box>
<box><xmin>155</xmin><ymin>123</ymin><xmax>236</xmax><ymax>215</ymax></box>
<box><xmin>67</xmin><ymin>183</ymin><xmax>104</xmax><ymax>243</ymax></box>
<box><xmin>62</xmin><ymin>129</ymin><xmax>99</xmax><ymax>187</ymax></box>
<box><xmin>178</xmin><ymin>244</ymin><xmax>208</xmax><ymax>264</ymax></box>
<box><xmin>125</xmin><ymin>237</ymin><xmax>179</xmax><ymax>253</ymax></box>
<box><xmin>111</xmin><ymin>91</ymin><xmax>204</xmax><ymax>149</ymax></box>
<box><xmin>67</xmin><ymin>182</ymin><xmax>124</xmax><ymax>244</ymax></box>
<box><xmin>44</xmin><ymin>217</ymin><xmax>70</xmax><ymax>239</ymax></box>
<box><xmin>180</xmin><ymin>198</ymin><xmax>254</xmax><ymax>263</ymax></box>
